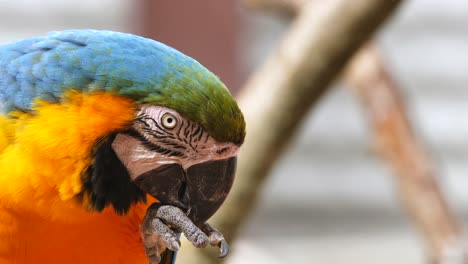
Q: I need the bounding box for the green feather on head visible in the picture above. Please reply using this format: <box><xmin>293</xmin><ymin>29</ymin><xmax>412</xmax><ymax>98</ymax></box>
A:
<box><xmin>0</xmin><ymin>29</ymin><xmax>245</xmax><ymax>145</ymax></box>
<box><xmin>135</xmin><ymin>61</ymin><xmax>246</xmax><ymax>146</ymax></box>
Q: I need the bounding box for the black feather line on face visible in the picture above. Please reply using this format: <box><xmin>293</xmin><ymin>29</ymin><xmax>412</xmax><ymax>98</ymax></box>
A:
<box><xmin>123</xmin><ymin>128</ymin><xmax>186</xmax><ymax>158</ymax></box>
<box><xmin>77</xmin><ymin>132</ymin><xmax>147</xmax><ymax>215</ymax></box>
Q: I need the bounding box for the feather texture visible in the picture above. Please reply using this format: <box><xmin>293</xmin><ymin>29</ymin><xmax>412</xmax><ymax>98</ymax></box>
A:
<box><xmin>0</xmin><ymin>92</ymin><xmax>157</xmax><ymax>263</ymax></box>
<box><xmin>0</xmin><ymin>30</ymin><xmax>245</xmax><ymax>144</ymax></box>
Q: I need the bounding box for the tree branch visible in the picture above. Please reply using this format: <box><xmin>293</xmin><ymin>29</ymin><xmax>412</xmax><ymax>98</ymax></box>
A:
<box><xmin>242</xmin><ymin>0</ymin><xmax>303</xmax><ymax>17</ymax></box>
<box><xmin>178</xmin><ymin>0</ymin><xmax>402</xmax><ymax>263</ymax></box>
<box><xmin>246</xmin><ymin>0</ymin><xmax>466</xmax><ymax>262</ymax></box>
<box><xmin>344</xmin><ymin>44</ymin><xmax>465</xmax><ymax>263</ymax></box>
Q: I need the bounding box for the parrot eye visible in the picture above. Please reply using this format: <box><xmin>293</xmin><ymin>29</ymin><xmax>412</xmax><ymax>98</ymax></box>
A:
<box><xmin>161</xmin><ymin>113</ymin><xmax>177</xmax><ymax>129</ymax></box>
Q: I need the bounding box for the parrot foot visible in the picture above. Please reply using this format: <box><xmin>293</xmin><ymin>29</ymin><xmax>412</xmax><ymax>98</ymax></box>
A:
<box><xmin>141</xmin><ymin>206</ymin><xmax>181</xmax><ymax>264</ymax></box>
<box><xmin>141</xmin><ymin>203</ymin><xmax>209</xmax><ymax>263</ymax></box>
<box><xmin>141</xmin><ymin>203</ymin><xmax>230</xmax><ymax>263</ymax></box>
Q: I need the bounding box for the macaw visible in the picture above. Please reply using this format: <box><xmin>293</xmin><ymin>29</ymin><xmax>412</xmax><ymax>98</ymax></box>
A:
<box><xmin>0</xmin><ymin>29</ymin><xmax>245</xmax><ymax>264</ymax></box>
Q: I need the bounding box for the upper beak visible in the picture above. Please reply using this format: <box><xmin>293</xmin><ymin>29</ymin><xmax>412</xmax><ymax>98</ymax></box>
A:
<box><xmin>133</xmin><ymin>157</ymin><xmax>237</xmax><ymax>224</ymax></box>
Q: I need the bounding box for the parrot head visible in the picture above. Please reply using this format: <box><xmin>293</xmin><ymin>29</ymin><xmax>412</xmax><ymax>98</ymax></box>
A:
<box><xmin>111</xmin><ymin>104</ymin><xmax>241</xmax><ymax>224</ymax></box>
<box><xmin>50</xmin><ymin>30</ymin><xmax>248</xmax><ymax>224</ymax></box>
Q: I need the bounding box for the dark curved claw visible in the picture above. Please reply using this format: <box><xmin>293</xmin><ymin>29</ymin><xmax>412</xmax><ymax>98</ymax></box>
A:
<box><xmin>218</xmin><ymin>239</ymin><xmax>229</xmax><ymax>258</ymax></box>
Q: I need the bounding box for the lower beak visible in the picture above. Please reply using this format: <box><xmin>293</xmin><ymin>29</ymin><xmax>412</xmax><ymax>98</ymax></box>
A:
<box><xmin>133</xmin><ymin>157</ymin><xmax>237</xmax><ymax>224</ymax></box>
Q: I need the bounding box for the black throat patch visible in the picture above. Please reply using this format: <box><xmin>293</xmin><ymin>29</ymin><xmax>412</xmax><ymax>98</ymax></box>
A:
<box><xmin>78</xmin><ymin>132</ymin><xmax>147</xmax><ymax>215</ymax></box>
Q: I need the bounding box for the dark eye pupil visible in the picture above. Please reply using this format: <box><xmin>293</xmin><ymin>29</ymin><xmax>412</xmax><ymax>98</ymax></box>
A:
<box><xmin>167</xmin><ymin>118</ymin><xmax>173</xmax><ymax>123</ymax></box>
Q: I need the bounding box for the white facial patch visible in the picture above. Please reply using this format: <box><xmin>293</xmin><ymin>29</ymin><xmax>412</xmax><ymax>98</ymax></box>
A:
<box><xmin>112</xmin><ymin>105</ymin><xmax>240</xmax><ymax>178</ymax></box>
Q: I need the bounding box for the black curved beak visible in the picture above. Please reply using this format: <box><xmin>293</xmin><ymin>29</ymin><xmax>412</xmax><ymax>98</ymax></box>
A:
<box><xmin>133</xmin><ymin>157</ymin><xmax>237</xmax><ymax>224</ymax></box>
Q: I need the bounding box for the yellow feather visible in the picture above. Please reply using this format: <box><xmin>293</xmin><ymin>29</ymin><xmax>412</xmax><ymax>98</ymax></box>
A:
<box><xmin>0</xmin><ymin>91</ymin><xmax>154</xmax><ymax>263</ymax></box>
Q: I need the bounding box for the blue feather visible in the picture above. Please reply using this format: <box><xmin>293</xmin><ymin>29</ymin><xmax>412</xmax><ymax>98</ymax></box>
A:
<box><xmin>0</xmin><ymin>29</ymin><xmax>245</xmax><ymax>145</ymax></box>
<box><xmin>0</xmin><ymin>29</ymin><xmax>210</xmax><ymax>113</ymax></box>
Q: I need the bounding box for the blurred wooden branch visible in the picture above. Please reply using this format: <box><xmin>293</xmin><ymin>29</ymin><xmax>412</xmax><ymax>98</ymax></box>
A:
<box><xmin>242</xmin><ymin>0</ymin><xmax>303</xmax><ymax>17</ymax></box>
<box><xmin>345</xmin><ymin>45</ymin><xmax>466</xmax><ymax>263</ymax></box>
<box><xmin>179</xmin><ymin>0</ymin><xmax>401</xmax><ymax>263</ymax></box>
<box><xmin>245</xmin><ymin>0</ymin><xmax>467</xmax><ymax>262</ymax></box>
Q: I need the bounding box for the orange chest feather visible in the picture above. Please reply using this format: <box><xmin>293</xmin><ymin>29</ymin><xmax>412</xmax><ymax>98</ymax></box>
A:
<box><xmin>0</xmin><ymin>92</ymin><xmax>153</xmax><ymax>263</ymax></box>
<box><xmin>0</xmin><ymin>207</ymin><xmax>150</xmax><ymax>264</ymax></box>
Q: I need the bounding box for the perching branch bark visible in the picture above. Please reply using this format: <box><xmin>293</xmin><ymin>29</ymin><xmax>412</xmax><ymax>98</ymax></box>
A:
<box><xmin>344</xmin><ymin>45</ymin><xmax>466</xmax><ymax>263</ymax></box>
<box><xmin>178</xmin><ymin>0</ymin><xmax>402</xmax><ymax>263</ymax></box>
<box><xmin>246</xmin><ymin>0</ymin><xmax>466</xmax><ymax>262</ymax></box>
<box><xmin>242</xmin><ymin>0</ymin><xmax>303</xmax><ymax>17</ymax></box>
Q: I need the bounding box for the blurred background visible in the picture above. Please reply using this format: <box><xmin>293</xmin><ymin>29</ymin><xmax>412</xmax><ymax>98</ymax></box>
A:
<box><xmin>1</xmin><ymin>0</ymin><xmax>466</xmax><ymax>263</ymax></box>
